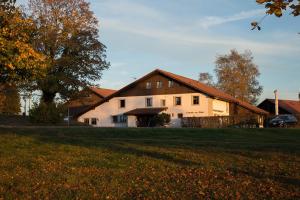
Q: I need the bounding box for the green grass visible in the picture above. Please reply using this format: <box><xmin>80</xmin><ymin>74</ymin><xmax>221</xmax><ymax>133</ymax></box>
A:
<box><xmin>0</xmin><ymin>128</ymin><xmax>299</xmax><ymax>199</ymax></box>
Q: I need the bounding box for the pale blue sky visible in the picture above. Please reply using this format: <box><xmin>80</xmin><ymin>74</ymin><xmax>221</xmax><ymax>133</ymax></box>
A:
<box><xmin>19</xmin><ymin>0</ymin><xmax>300</xmax><ymax>102</ymax></box>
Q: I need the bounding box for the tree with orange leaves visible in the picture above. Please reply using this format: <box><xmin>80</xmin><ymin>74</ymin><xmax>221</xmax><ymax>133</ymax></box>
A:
<box><xmin>28</xmin><ymin>0</ymin><xmax>109</xmax><ymax>104</ymax></box>
<box><xmin>252</xmin><ymin>0</ymin><xmax>300</xmax><ymax>30</ymax></box>
<box><xmin>0</xmin><ymin>0</ymin><xmax>46</xmax><ymax>85</ymax></box>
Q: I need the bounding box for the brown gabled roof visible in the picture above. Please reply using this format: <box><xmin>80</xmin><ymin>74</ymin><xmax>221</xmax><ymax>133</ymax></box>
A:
<box><xmin>76</xmin><ymin>69</ymin><xmax>268</xmax><ymax>118</ymax></box>
<box><xmin>156</xmin><ymin>69</ymin><xmax>268</xmax><ymax>115</ymax></box>
<box><xmin>89</xmin><ymin>87</ymin><xmax>116</xmax><ymax>98</ymax></box>
<box><xmin>263</xmin><ymin>99</ymin><xmax>300</xmax><ymax>114</ymax></box>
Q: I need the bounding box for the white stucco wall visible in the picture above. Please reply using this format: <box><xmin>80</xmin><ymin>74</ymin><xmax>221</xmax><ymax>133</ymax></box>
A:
<box><xmin>212</xmin><ymin>99</ymin><xmax>230</xmax><ymax>116</ymax></box>
<box><xmin>78</xmin><ymin>93</ymin><xmax>229</xmax><ymax>127</ymax></box>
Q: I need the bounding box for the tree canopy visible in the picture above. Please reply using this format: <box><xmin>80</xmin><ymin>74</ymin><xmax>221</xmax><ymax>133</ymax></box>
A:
<box><xmin>215</xmin><ymin>50</ymin><xmax>263</xmax><ymax>104</ymax></box>
<box><xmin>198</xmin><ymin>50</ymin><xmax>263</xmax><ymax>104</ymax></box>
<box><xmin>198</xmin><ymin>73</ymin><xmax>214</xmax><ymax>87</ymax></box>
<box><xmin>0</xmin><ymin>0</ymin><xmax>46</xmax><ymax>86</ymax></box>
<box><xmin>28</xmin><ymin>0</ymin><xmax>109</xmax><ymax>104</ymax></box>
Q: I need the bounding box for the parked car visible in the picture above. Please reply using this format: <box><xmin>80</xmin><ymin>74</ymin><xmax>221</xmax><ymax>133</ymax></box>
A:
<box><xmin>268</xmin><ymin>114</ymin><xmax>298</xmax><ymax>128</ymax></box>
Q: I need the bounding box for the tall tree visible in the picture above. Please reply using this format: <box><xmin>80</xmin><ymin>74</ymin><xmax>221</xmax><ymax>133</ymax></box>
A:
<box><xmin>215</xmin><ymin>50</ymin><xmax>263</xmax><ymax>104</ymax></box>
<box><xmin>198</xmin><ymin>72</ymin><xmax>214</xmax><ymax>86</ymax></box>
<box><xmin>28</xmin><ymin>0</ymin><xmax>109</xmax><ymax>104</ymax></box>
<box><xmin>0</xmin><ymin>0</ymin><xmax>46</xmax><ymax>86</ymax></box>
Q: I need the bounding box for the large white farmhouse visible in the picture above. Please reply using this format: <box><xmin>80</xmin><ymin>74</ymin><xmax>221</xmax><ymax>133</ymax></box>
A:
<box><xmin>76</xmin><ymin>69</ymin><xmax>267</xmax><ymax>127</ymax></box>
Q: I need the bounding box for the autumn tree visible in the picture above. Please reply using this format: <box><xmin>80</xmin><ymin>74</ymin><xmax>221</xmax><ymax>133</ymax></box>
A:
<box><xmin>28</xmin><ymin>0</ymin><xmax>109</xmax><ymax>104</ymax></box>
<box><xmin>0</xmin><ymin>0</ymin><xmax>46</xmax><ymax>86</ymax></box>
<box><xmin>215</xmin><ymin>50</ymin><xmax>263</xmax><ymax>104</ymax></box>
<box><xmin>252</xmin><ymin>0</ymin><xmax>300</xmax><ymax>30</ymax></box>
<box><xmin>198</xmin><ymin>73</ymin><xmax>214</xmax><ymax>86</ymax></box>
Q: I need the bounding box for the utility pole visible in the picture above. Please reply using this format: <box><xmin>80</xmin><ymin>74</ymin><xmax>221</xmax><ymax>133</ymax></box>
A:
<box><xmin>274</xmin><ymin>90</ymin><xmax>279</xmax><ymax>116</ymax></box>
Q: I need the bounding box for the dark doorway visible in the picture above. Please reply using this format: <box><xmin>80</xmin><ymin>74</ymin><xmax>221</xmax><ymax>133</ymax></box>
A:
<box><xmin>136</xmin><ymin>115</ymin><xmax>156</xmax><ymax>127</ymax></box>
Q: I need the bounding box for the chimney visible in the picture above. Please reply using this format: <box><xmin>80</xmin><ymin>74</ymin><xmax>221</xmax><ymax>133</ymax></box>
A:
<box><xmin>298</xmin><ymin>92</ymin><xmax>300</xmax><ymax>102</ymax></box>
<box><xmin>274</xmin><ymin>90</ymin><xmax>279</xmax><ymax>116</ymax></box>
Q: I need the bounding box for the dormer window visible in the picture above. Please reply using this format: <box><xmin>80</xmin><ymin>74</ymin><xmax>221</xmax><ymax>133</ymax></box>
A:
<box><xmin>146</xmin><ymin>82</ymin><xmax>152</xmax><ymax>89</ymax></box>
<box><xmin>168</xmin><ymin>80</ymin><xmax>174</xmax><ymax>88</ymax></box>
<box><xmin>157</xmin><ymin>81</ymin><xmax>162</xmax><ymax>88</ymax></box>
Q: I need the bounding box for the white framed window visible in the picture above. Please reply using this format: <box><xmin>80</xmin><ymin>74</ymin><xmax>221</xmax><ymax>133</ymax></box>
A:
<box><xmin>120</xmin><ymin>99</ymin><xmax>126</xmax><ymax>108</ymax></box>
<box><xmin>174</xmin><ymin>97</ymin><xmax>181</xmax><ymax>106</ymax></box>
<box><xmin>161</xmin><ymin>99</ymin><xmax>166</xmax><ymax>107</ymax></box>
<box><xmin>146</xmin><ymin>97</ymin><xmax>153</xmax><ymax>107</ymax></box>
<box><xmin>84</xmin><ymin>118</ymin><xmax>89</xmax><ymax>124</ymax></box>
<box><xmin>157</xmin><ymin>81</ymin><xmax>163</xmax><ymax>88</ymax></box>
<box><xmin>112</xmin><ymin>115</ymin><xmax>127</xmax><ymax>123</ymax></box>
<box><xmin>168</xmin><ymin>80</ymin><xmax>174</xmax><ymax>88</ymax></box>
<box><xmin>91</xmin><ymin>118</ymin><xmax>97</xmax><ymax>125</ymax></box>
<box><xmin>146</xmin><ymin>82</ymin><xmax>152</xmax><ymax>89</ymax></box>
<box><xmin>192</xmin><ymin>96</ymin><xmax>200</xmax><ymax>105</ymax></box>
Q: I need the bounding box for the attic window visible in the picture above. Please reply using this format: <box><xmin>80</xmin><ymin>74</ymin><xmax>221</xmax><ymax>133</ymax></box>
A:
<box><xmin>157</xmin><ymin>81</ymin><xmax>162</xmax><ymax>88</ymax></box>
<box><xmin>146</xmin><ymin>82</ymin><xmax>152</xmax><ymax>89</ymax></box>
<box><xmin>168</xmin><ymin>80</ymin><xmax>174</xmax><ymax>88</ymax></box>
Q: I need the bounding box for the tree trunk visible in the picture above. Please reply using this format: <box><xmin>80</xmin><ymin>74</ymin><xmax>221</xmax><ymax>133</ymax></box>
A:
<box><xmin>41</xmin><ymin>90</ymin><xmax>56</xmax><ymax>104</ymax></box>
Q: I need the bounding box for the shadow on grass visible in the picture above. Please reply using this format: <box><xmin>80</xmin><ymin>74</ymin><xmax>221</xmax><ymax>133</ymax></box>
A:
<box><xmin>1</xmin><ymin>127</ymin><xmax>300</xmax><ymax>167</ymax></box>
<box><xmin>229</xmin><ymin>167</ymin><xmax>300</xmax><ymax>187</ymax></box>
<box><xmin>1</xmin><ymin>127</ymin><xmax>300</xmax><ymax>187</ymax></box>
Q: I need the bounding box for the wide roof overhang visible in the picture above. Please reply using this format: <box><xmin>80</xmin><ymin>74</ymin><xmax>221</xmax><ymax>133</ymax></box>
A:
<box><xmin>124</xmin><ymin>107</ymin><xmax>167</xmax><ymax>116</ymax></box>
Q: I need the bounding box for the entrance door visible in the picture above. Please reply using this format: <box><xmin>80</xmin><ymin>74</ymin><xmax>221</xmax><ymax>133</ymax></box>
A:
<box><xmin>136</xmin><ymin>115</ymin><xmax>156</xmax><ymax>127</ymax></box>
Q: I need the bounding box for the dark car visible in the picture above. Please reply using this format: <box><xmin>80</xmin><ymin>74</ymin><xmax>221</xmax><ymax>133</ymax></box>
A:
<box><xmin>268</xmin><ymin>114</ymin><xmax>298</xmax><ymax>128</ymax></box>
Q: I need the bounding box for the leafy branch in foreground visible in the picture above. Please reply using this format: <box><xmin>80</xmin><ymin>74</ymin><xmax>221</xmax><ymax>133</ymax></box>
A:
<box><xmin>252</xmin><ymin>0</ymin><xmax>300</xmax><ymax>30</ymax></box>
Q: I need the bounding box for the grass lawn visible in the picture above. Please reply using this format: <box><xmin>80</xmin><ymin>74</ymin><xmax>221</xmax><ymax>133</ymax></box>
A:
<box><xmin>0</xmin><ymin>128</ymin><xmax>299</xmax><ymax>199</ymax></box>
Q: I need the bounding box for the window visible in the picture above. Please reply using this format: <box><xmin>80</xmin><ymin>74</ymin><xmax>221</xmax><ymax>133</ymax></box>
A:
<box><xmin>84</xmin><ymin>118</ymin><xmax>89</xmax><ymax>124</ymax></box>
<box><xmin>168</xmin><ymin>80</ymin><xmax>174</xmax><ymax>88</ymax></box>
<box><xmin>161</xmin><ymin>99</ymin><xmax>166</xmax><ymax>107</ymax></box>
<box><xmin>146</xmin><ymin>97</ymin><xmax>153</xmax><ymax>107</ymax></box>
<box><xmin>178</xmin><ymin>113</ymin><xmax>183</xmax><ymax>118</ymax></box>
<box><xmin>112</xmin><ymin>115</ymin><xmax>127</xmax><ymax>123</ymax></box>
<box><xmin>146</xmin><ymin>82</ymin><xmax>152</xmax><ymax>89</ymax></box>
<box><xmin>192</xmin><ymin>96</ymin><xmax>199</xmax><ymax>105</ymax></box>
<box><xmin>120</xmin><ymin>99</ymin><xmax>125</xmax><ymax>108</ymax></box>
<box><xmin>174</xmin><ymin>97</ymin><xmax>181</xmax><ymax>106</ymax></box>
<box><xmin>157</xmin><ymin>81</ymin><xmax>162</xmax><ymax>88</ymax></box>
<box><xmin>91</xmin><ymin>118</ymin><xmax>97</xmax><ymax>125</ymax></box>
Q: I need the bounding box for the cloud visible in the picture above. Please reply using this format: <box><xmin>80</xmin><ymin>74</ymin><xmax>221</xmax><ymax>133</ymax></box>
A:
<box><xmin>102</xmin><ymin>18</ymin><xmax>298</xmax><ymax>56</ymax></box>
<box><xmin>197</xmin><ymin>9</ymin><xmax>266</xmax><ymax>29</ymax></box>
